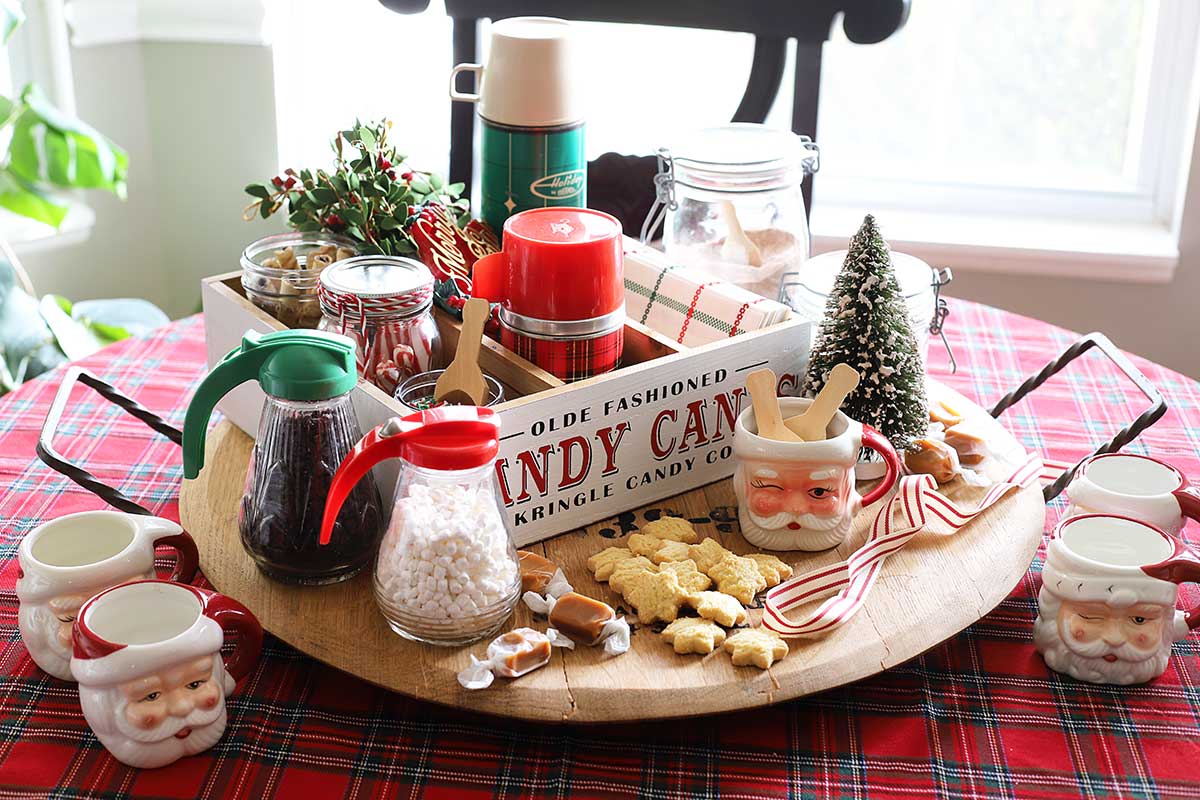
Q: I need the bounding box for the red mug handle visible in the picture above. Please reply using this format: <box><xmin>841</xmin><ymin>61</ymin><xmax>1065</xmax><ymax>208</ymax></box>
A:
<box><xmin>859</xmin><ymin>424</ymin><xmax>902</xmax><ymax>507</ymax></box>
<box><xmin>1173</xmin><ymin>484</ymin><xmax>1200</xmax><ymax>526</ymax></box>
<box><xmin>470</xmin><ymin>251</ymin><xmax>506</xmax><ymax>304</ymax></box>
<box><xmin>153</xmin><ymin>530</ymin><xmax>199</xmax><ymax>584</ymax></box>
<box><xmin>1141</xmin><ymin>536</ymin><xmax>1200</xmax><ymax>630</ymax></box>
<box><xmin>195</xmin><ymin>587</ymin><xmax>263</xmax><ymax>683</ymax></box>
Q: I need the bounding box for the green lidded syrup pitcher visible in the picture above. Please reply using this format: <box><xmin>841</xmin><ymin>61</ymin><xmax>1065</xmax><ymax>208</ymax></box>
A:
<box><xmin>450</xmin><ymin>16</ymin><xmax>586</xmax><ymax>236</ymax></box>
<box><xmin>182</xmin><ymin>329</ymin><xmax>383</xmax><ymax>586</ymax></box>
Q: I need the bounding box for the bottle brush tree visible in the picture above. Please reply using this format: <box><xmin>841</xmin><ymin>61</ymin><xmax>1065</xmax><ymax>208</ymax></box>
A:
<box><xmin>802</xmin><ymin>214</ymin><xmax>928</xmax><ymax>451</ymax></box>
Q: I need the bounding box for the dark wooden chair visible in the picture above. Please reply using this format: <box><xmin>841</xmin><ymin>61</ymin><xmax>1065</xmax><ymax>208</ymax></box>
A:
<box><xmin>380</xmin><ymin>0</ymin><xmax>910</xmax><ymax>233</ymax></box>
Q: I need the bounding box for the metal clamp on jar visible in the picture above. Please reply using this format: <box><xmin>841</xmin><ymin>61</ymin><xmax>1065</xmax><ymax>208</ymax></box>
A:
<box><xmin>641</xmin><ymin>124</ymin><xmax>819</xmax><ymax>301</ymax></box>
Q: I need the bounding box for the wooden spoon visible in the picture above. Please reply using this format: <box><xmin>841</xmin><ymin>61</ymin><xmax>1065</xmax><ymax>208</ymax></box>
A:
<box><xmin>718</xmin><ymin>201</ymin><xmax>763</xmax><ymax>267</ymax></box>
<box><xmin>746</xmin><ymin>368</ymin><xmax>802</xmax><ymax>442</ymax></box>
<box><xmin>434</xmin><ymin>297</ymin><xmax>490</xmax><ymax>405</ymax></box>
<box><xmin>784</xmin><ymin>363</ymin><xmax>860</xmax><ymax>441</ymax></box>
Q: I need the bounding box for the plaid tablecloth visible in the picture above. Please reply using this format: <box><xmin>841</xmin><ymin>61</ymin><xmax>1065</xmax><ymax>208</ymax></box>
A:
<box><xmin>1</xmin><ymin>305</ymin><xmax>1198</xmax><ymax>799</ymax></box>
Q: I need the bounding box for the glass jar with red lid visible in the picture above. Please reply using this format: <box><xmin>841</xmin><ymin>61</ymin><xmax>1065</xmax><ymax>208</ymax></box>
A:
<box><xmin>317</xmin><ymin>255</ymin><xmax>443</xmax><ymax>395</ymax></box>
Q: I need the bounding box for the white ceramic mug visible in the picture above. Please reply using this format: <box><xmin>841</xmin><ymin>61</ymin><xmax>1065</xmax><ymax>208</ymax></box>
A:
<box><xmin>448</xmin><ymin>16</ymin><xmax>582</xmax><ymax>127</ymax></box>
<box><xmin>71</xmin><ymin>580</ymin><xmax>262</xmax><ymax>769</ymax></box>
<box><xmin>16</xmin><ymin>511</ymin><xmax>199</xmax><ymax>681</ymax></box>
<box><xmin>1065</xmin><ymin>453</ymin><xmax>1200</xmax><ymax>536</ymax></box>
<box><xmin>1034</xmin><ymin>513</ymin><xmax>1200</xmax><ymax>685</ymax></box>
<box><xmin>733</xmin><ymin>397</ymin><xmax>901</xmax><ymax>551</ymax></box>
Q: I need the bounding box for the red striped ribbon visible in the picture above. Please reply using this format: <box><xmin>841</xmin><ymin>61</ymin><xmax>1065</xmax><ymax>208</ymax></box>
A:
<box><xmin>761</xmin><ymin>451</ymin><xmax>1044</xmax><ymax>638</ymax></box>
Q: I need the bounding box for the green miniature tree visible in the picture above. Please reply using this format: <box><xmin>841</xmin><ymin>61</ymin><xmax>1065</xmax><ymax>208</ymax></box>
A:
<box><xmin>802</xmin><ymin>214</ymin><xmax>928</xmax><ymax>451</ymax></box>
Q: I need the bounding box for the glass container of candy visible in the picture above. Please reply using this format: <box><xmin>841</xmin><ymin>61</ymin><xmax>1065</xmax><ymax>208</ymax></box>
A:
<box><xmin>241</xmin><ymin>232</ymin><xmax>357</xmax><ymax>328</ymax></box>
<box><xmin>182</xmin><ymin>330</ymin><xmax>385</xmax><ymax>585</ymax></box>
<box><xmin>394</xmin><ymin>369</ymin><xmax>505</xmax><ymax>412</ymax></box>
<box><xmin>318</xmin><ymin>255</ymin><xmax>443</xmax><ymax>397</ymax></box>
<box><xmin>655</xmin><ymin>124</ymin><xmax>819</xmax><ymax>300</ymax></box>
<box><xmin>320</xmin><ymin>406</ymin><xmax>520</xmax><ymax>646</ymax></box>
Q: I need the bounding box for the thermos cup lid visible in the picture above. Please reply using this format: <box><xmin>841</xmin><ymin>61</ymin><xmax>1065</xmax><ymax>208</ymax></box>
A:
<box><xmin>455</xmin><ymin>16</ymin><xmax>583</xmax><ymax>128</ymax></box>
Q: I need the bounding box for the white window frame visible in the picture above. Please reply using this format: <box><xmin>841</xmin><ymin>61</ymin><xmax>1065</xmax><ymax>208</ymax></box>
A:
<box><xmin>811</xmin><ymin>0</ymin><xmax>1200</xmax><ymax>284</ymax></box>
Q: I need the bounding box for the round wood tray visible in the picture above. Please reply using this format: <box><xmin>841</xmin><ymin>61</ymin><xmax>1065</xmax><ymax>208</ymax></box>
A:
<box><xmin>180</xmin><ymin>380</ymin><xmax>1046</xmax><ymax>723</ymax></box>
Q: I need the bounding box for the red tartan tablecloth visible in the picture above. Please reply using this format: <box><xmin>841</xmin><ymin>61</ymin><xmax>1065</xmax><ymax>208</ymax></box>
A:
<box><xmin>1</xmin><ymin>303</ymin><xmax>1198</xmax><ymax>799</ymax></box>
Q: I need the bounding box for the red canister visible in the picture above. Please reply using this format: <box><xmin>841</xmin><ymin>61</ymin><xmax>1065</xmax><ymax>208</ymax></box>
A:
<box><xmin>472</xmin><ymin>208</ymin><xmax>624</xmax><ymax>381</ymax></box>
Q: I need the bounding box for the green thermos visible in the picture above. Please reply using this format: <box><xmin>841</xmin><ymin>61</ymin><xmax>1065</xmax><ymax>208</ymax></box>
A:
<box><xmin>450</xmin><ymin>16</ymin><xmax>585</xmax><ymax>236</ymax></box>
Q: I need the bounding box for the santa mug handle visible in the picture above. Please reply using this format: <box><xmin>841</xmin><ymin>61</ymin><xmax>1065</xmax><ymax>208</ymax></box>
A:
<box><xmin>1141</xmin><ymin>537</ymin><xmax>1200</xmax><ymax>630</ymax></box>
<box><xmin>140</xmin><ymin>518</ymin><xmax>199</xmax><ymax>584</ymax></box>
<box><xmin>1174</xmin><ymin>485</ymin><xmax>1200</xmax><ymax>528</ymax></box>
<box><xmin>859</xmin><ymin>425</ymin><xmax>902</xmax><ymax>507</ymax></box>
<box><xmin>193</xmin><ymin>587</ymin><xmax>263</xmax><ymax>683</ymax></box>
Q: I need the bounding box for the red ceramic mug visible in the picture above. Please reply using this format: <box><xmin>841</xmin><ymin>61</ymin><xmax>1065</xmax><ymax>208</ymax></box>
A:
<box><xmin>471</xmin><ymin>207</ymin><xmax>624</xmax><ymax>322</ymax></box>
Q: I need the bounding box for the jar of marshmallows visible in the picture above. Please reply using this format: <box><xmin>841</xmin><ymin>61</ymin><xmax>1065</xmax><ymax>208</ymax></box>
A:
<box><xmin>319</xmin><ymin>406</ymin><xmax>520</xmax><ymax>646</ymax></box>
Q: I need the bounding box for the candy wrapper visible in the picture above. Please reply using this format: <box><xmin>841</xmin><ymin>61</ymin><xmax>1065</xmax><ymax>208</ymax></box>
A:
<box><xmin>523</xmin><ymin>591</ymin><xmax>630</xmax><ymax>656</ymax></box>
<box><xmin>457</xmin><ymin>627</ymin><xmax>552</xmax><ymax>690</ymax></box>
<box><xmin>905</xmin><ymin>415</ymin><xmax>993</xmax><ymax>488</ymax></box>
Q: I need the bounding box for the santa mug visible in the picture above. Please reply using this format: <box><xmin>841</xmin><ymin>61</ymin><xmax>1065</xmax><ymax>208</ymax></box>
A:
<box><xmin>17</xmin><ymin>511</ymin><xmax>199</xmax><ymax>681</ymax></box>
<box><xmin>71</xmin><ymin>580</ymin><xmax>263</xmax><ymax>769</ymax></box>
<box><xmin>1065</xmin><ymin>453</ymin><xmax>1200</xmax><ymax>536</ymax></box>
<box><xmin>1034</xmin><ymin>514</ymin><xmax>1199</xmax><ymax>685</ymax></box>
<box><xmin>733</xmin><ymin>397</ymin><xmax>901</xmax><ymax>551</ymax></box>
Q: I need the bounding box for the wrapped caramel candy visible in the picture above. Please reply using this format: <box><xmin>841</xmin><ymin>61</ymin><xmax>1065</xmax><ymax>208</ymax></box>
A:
<box><xmin>943</xmin><ymin>421</ymin><xmax>990</xmax><ymax>467</ymax></box>
<box><xmin>457</xmin><ymin>628</ymin><xmax>552</xmax><ymax>690</ymax></box>
<box><xmin>905</xmin><ymin>438</ymin><xmax>961</xmax><ymax>484</ymax></box>
<box><xmin>517</xmin><ymin>550</ymin><xmax>572</xmax><ymax>597</ymax></box>
<box><xmin>523</xmin><ymin>591</ymin><xmax>630</xmax><ymax>655</ymax></box>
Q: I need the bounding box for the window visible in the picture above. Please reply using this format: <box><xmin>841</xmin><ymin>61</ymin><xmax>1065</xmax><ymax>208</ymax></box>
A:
<box><xmin>270</xmin><ymin>0</ymin><xmax>1199</xmax><ymax>280</ymax></box>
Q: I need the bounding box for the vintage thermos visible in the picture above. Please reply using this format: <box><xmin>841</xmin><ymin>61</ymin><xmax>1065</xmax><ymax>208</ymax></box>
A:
<box><xmin>449</xmin><ymin>16</ymin><xmax>586</xmax><ymax>236</ymax></box>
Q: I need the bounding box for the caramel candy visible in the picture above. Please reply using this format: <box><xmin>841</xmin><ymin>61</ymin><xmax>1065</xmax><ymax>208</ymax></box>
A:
<box><xmin>930</xmin><ymin>399</ymin><xmax>965</xmax><ymax>428</ymax></box>
<box><xmin>496</xmin><ymin>629</ymin><xmax>552</xmax><ymax>677</ymax></box>
<box><xmin>905</xmin><ymin>438</ymin><xmax>961</xmax><ymax>484</ymax></box>
<box><xmin>518</xmin><ymin>550</ymin><xmax>558</xmax><ymax>594</ymax></box>
<box><xmin>548</xmin><ymin>592</ymin><xmax>616</xmax><ymax>647</ymax></box>
<box><xmin>457</xmin><ymin>627</ymin><xmax>552</xmax><ymax>689</ymax></box>
<box><xmin>944</xmin><ymin>422</ymin><xmax>989</xmax><ymax>467</ymax></box>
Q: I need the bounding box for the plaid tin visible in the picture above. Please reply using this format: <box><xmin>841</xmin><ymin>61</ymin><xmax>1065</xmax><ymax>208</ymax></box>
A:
<box><xmin>1</xmin><ymin>307</ymin><xmax>1199</xmax><ymax>799</ymax></box>
<box><xmin>500</xmin><ymin>321</ymin><xmax>624</xmax><ymax>383</ymax></box>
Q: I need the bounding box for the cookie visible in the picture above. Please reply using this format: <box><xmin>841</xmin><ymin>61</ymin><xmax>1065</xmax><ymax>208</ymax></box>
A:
<box><xmin>587</xmin><ymin>547</ymin><xmax>637</xmax><ymax>582</ymax></box>
<box><xmin>662</xmin><ymin>617</ymin><xmax>726</xmax><ymax>654</ymax></box>
<box><xmin>689</xmin><ymin>591</ymin><xmax>747</xmax><ymax>627</ymax></box>
<box><xmin>608</xmin><ymin>556</ymin><xmax>658</xmax><ymax>594</ymax></box>
<box><xmin>642</xmin><ymin>516</ymin><xmax>699</xmax><ymax>543</ymax></box>
<box><xmin>660</xmin><ymin>559</ymin><xmax>712</xmax><ymax>593</ymax></box>
<box><xmin>650</xmin><ymin>540</ymin><xmax>691</xmax><ymax>564</ymax></box>
<box><xmin>621</xmin><ymin>570</ymin><xmax>690</xmax><ymax>624</ymax></box>
<box><xmin>708</xmin><ymin>554</ymin><xmax>767</xmax><ymax>604</ymax></box>
<box><xmin>688</xmin><ymin>538</ymin><xmax>733</xmax><ymax>573</ymax></box>
<box><xmin>724</xmin><ymin>628</ymin><xmax>789</xmax><ymax>669</ymax></box>
<box><xmin>745</xmin><ymin>553</ymin><xmax>793</xmax><ymax>587</ymax></box>
<box><xmin>628</xmin><ymin>532</ymin><xmax>666</xmax><ymax>559</ymax></box>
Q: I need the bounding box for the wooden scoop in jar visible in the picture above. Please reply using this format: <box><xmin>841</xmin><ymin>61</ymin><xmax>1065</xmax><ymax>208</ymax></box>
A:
<box><xmin>718</xmin><ymin>201</ymin><xmax>763</xmax><ymax>267</ymax></box>
<box><xmin>746</xmin><ymin>368</ymin><xmax>802</xmax><ymax>442</ymax></box>
<box><xmin>434</xmin><ymin>297</ymin><xmax>490</xmax><ymax>406</ymax></box>
<box><xmin>784</xmin><ymin>363</ymin><xmax>860</xmax><ymax>441</ymax></box>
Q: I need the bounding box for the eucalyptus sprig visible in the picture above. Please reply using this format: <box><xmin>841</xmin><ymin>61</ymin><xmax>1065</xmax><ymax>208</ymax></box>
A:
<box><xmin>244</xmin><ymin>119</ymin><xmax>469</xmax><ymax>258</ymax></box>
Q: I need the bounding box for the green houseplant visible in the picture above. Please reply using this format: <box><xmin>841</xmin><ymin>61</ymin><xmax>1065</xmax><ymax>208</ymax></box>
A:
<box><xmin>0</xmin><ymin>1</ymin><xmax>164</xmax><ymax>397</ymax></box>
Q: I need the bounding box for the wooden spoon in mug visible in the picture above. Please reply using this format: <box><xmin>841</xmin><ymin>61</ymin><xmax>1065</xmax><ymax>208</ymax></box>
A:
<box><xmin>746</xmin><ymin>368</ymin><xmax>802</xmax><ymax>442</ymax></box>
<box><xmin>784</xmin><ymin>363</ymin><xmax>860</xmax><ymax>441</ymax></box>
<box><xmin>434</xmin><ymin>297</ymin><xmax>490</xmax><ymax>406</ymax></box>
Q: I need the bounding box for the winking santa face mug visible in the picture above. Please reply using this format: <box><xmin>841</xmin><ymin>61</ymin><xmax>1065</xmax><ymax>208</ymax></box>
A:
<box><xmin>1034</xmin><ymin>513</ymin><xmax>1200</xmax><ymax>685</ymax></box>
<box><xmin>733</xmin><ymin>397</ymin><xmax>901</xmax><ymax>551</ymax></box>
<box><xmin>17</xmin><ymin>510</ymin><xmax>199</xmax><ymax>681</ymax></box>
<box><xmin>71</xmin><ymin>580</ymin><xmax>263</xmax><ymax>769</ymax></box>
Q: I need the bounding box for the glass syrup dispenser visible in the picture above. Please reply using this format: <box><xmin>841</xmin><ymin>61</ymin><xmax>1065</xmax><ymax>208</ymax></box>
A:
<box><xmin>319</xmin><ymin>406</ymin><xmax>520</xmax><ymax>646</ymax></box>
<box><xmin>182</xmin><ymin>329</ymin><xmax>384</xmax><ymax>585</ymax></box>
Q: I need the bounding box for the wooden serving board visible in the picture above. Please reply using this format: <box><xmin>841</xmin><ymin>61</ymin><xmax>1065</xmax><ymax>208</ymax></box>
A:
<box><xmin>180</xmin><ymin>380</ymin><xmax>1046</xmax><ymax>723</ymax></box>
